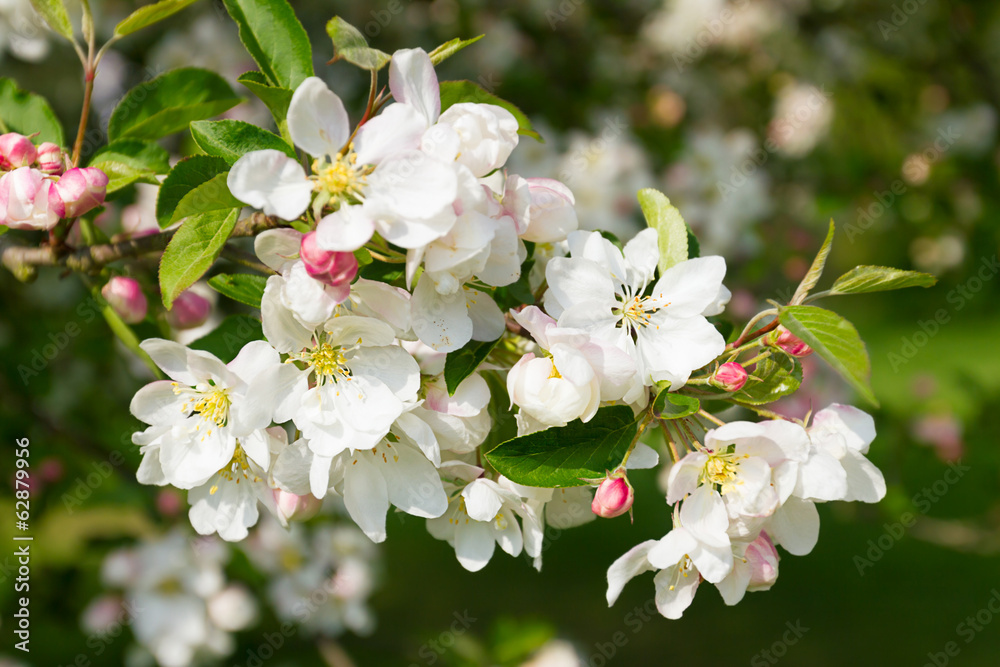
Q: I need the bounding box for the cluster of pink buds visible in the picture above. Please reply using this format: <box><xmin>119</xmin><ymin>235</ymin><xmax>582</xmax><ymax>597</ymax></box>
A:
<box><xmin>768</xmin><ymin>326</ymin><xmax>813</xmax><ymax>357</ymax></box>
<box><xmin>0</xmin><ymin>132</ymin><xmax>108</xmax><ymax>231</ymax></box>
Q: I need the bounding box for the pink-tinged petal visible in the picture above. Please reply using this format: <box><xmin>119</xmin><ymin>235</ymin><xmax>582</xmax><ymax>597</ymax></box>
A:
<box><xmin>510</xmin><ymin>305</ymin><xmax>556</xmax><ymax>348</ymax></box>
<box><xmin>288</xmin><ymin>77</ymin><xmax>350</xmax><ymax>158</ymax></box>
<box><xmin>316</xmin><ymin>205</ymin><xmax>375</xmax><ymax>251</ymax></box>
<box><xmin>389</xmin><ymin>48</ymin><xmax>440</xmax><ymax>126</ymax></box>
<box><xmin>228</xmin><ymin>150</ymin><xmax>311</xmax><ymax>221</ymax></box>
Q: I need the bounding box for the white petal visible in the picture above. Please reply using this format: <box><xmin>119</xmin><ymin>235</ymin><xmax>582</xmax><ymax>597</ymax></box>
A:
<box><xmin>647</xmin><ymin>527</ymin><xmax>698</xmax><ymax>569</ymax></box>
<box><xmin>309</xmin><ymin>452</ymin><xmax>333</xmax><ymax>498</ymax></box>
<box><xmin>625</xmin><ymin>443</ymin><xmax>659</xmax><ymax>470</ymax></box>
<box><xmin>794</xmin><ymin>447</ymin><xmax>848</xmax><ymax>502</ymax></box>
<box><xmin>715</xmin><ymin>559</ymin><xmax>751</xmax><ymax>606</ymax></box>
<box><xmin>651</xmin><ymin>256</ymin><xmax>728</xmax><ymax>318</ymax></box>
<box><xmin>679</xmin><ymin>485</ymin><xmax>730</xmax><ymax>548</ymax></box>
<box><xmin>288</xmin><ymin>77</ymin><xmax>351</xmax><ymax>157</ymax></box>
<box><xmin>379</xmin><ymin>443</ymin><xmax>448</xmax><ymax>518</ymax></box>
<box><xmin>767</xmin><ymin>496</ymin><xmax>819</xmax><ymax>556</ymax></box>
<box><xmin>454</xmin><ymin>519</ymin><xmax>495</xmax><ymax>572</ymax></box>
<box><xmin>254</xmin><ymin>228</ymin><xmax>303</xmax><ymax>273</ymax></box>
<box><xmin>271</xmin><ymin>439</ymin><xmax>314</xmax><ymax>495</ymax></box>
<box><xmin>411</xmin><ymin>278</ymin><xmax>473</xmax><ymax>352</ymax></box>
<box><xmin>228</xmin><ymin>150</ymin><xmax>311</xmax><ymax>221</ymax></box>
<box><xmin>130</xmin><ymin>381</ymin><xmax>185</xmax><ymax>425</ymax></box>
<box><xmin>623</xmin><ymin>228</ymin><xmax>659</xmax><ymax>289</ymax></box>
<box><xmin>492</xmin><ymin>508</ymin><xmax>523</xmax><ymax>557</ymax></box>
<box><xmin>354</xmin><ymin>103</ymin><xmax>428</xmax><ymax>164</ymax></box>
<box><xmin>653</xmin><ymin>566</ymin><xmax>700</xmax><ymax>619</ymax></box>
<box><xmin>462</xmin><ymin>479</ymin><xmax>504</xmax><ymax>522</ymax></box>
<box><xmin>841</xmin><ymin>450</ymin><xmax>887</xmax><ymax>503</ymax></box>
<box><xmin>466</xmin><ymin>289</ymin><xmax>505</xmax><ymax>342</ymax></box>
<box><xmin>316</xmin><ymin>205</ymin><xmax>375</xmax><ymax>251</ymax></box>
<box><xmin>544</xmin><ymin>257</ymin><xmax>617</xmax><ymax>320</ymax></box>
<box><xmin>389</xmin><ymin>48</ymin><xmax>440</xmax><ymax>126</ymax></box>
<box><xmin>343</xmin><ymin>455</ymin><xmax>390</xmax><ymax>542</ymax></box>
<box><xmin>227</xmin><ymin>340</ymin><xmax>280</xmax><ymax>386</ymax></box>
<box><xmin>606</xmin><ymin>540</ymin><xmax>658</xmax><ymax>606</ymax></box>
<box><xmin>259</xmin><ymin>276</ymin><xmax>314</xmax><ymax>353</ymax></box>
<box><xmin>367</xmin><ymin>150</ymin><xmax>458</xmax><ymax>220</ymax></box>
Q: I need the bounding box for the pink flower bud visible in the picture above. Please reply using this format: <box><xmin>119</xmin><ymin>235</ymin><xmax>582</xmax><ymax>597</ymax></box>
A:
<box><xmin>771</xmin><ymin>327</ymin><xmax>813</xmax><ymax>357</ymax></box>
<box><xmin>0</xmin><ymin>133</ymin><xmax>37</xmax><ymax>169</ymax></box>
<box><xmin>592</xmin><ymin>473</ymin><xmax>634</xmax><ymax>519</ymax></box>
<box><xmin>0</xmin><ymin>167</ymin><xmax>61</xmax><ymax>230</ymax></box>
<box><xmin>745</xmin><ymin>532</ymin><xmax>780</xmax><ymax>591</ymax></box>
<box><xmin>155</xmin><ymin>489</ymin><xmax>183</xmax><ymax>517</ymax></box>
<box><xmin>712</xmin><ymin>362</ymin><xmax>748</xmax><ymax>392</ymax></box>
<box><xmin>35</xmin><ymin>142</ymin><xmax>67</xmax><ymax>175</ymax></box>
<box><xmin>166</xmin><ymin>289</ymin><xmax>212</xmax><ymax>329</ymax></box>
<box><xmin>54</xmin><ymin>167</ymin><xmax>108</xmax><ymax>218</ymax></box>
<box><xmin>273</xmin><ymin>488</ymin><xmax>322</xmax><ymax>525</ymax></box>
<box><xmin>300</xmin><ymin>231</ymin><xmax>358</xmax><ymax>288</ymax></box>
<box><xmin>101</xmin><ymin>277</ymin><xmax>148</xmax><ymax>324</ymax></box>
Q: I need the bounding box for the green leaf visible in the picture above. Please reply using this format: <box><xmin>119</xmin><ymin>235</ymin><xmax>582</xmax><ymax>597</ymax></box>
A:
<box><xmin>29</xmin><ymin>0</ymin><xmax>74</xmax><ymax>41</ymax></box>
<box><xmin>829</xmin><ymin>265</ymin><xmax>938</xmax><ymax>296</ymax></box>
<box><xmin>168</xmin><ymin>173</ymin><xmax>244</xmax><ymax>225</ymax></box>
<box><xmin>637</xmin><ymin>188</ymin><xmax>687</xmax><ymax>274</ymax></box>
<box><xmin>189</xmin><ymin>314</ymin><xmax>263</xmax><ymax>363</ymax></box>
<box><xmin>444</xmin><ymin>337</ymin><xmax>501</xmax><ymax>396</ymax></box>
<box><xmin>156</xmin><ymin>156</ymin><xmax>231</xmax><ymax>228</ymax></box>
<box><xmin>207</xmin><ymin>273</ymin><xmax>267</xmax><ymax>308</ymax></box>
<box><xmin>224</xmin><ymin>0</ymin><xmax>314</xmax><ymax>89</ymax></box>
<box><xmin>236</xmin><ymin>71</ymin><xmax>293</xmax><ymax>126</ymax></box>
<box><xmin>0</xmin><ymin>78</ymin><xmax>65</xmax><ymax>145</ymax></box>
<box><xmin>791</xmin><ymin>220</ymin><xmax>835</xmax><ymax>304</ymax></box>
<box><xmin>114</xmin><ymin>0</ymin><xmax>200</xmax><ymax>37</ymax></box>
<box><xmin>189</xmin><ymin>119</ymin><xmax>294</xmax><ymax>164</ymax></box>
<box><xmin>439</xmin><ymin>81</ymin><xmax>542</xmax><ymax>142</ymax></box>
<box><xmin>652</xmin><ymin>387</ymin><xmax>700</xmax><ymax>420</ymax></box>
<box><xmin>108</xmin><ymin>68</ymin><xmax>242</xmax><ymax>142</ymax></box>
<box><xmin>779</xmin><ymin>305</ymin><xmax>877</xmax><ymax>407</ymax></box>
<box><xmin>91</xmin><ymin>285</ymin><xmax>161</xmax><ymax>379</ymax></box>
<box><xmin>733</xmin><ymin>355</ymin><xmax>802</xmax><ymax>405</ymax></box>
<box><xmin>88</xmin><ymin>140</ymin><xmax>170</xmax><ymax>193</ymax></box>
<box><xmin>159</xmin><ymin>208</ymin><xmax>240</xmax><ymax>308</ymax></box>
<box><xmin>326</xmin><ymin>17</ymin><xmax>390</xmax><ymax>71</ymax></box>
<box><xmin>428</xmin><ymin>35</ymin><xmax>484</xmax><ymax>65</ymax></box>
<box><xmin>484</xmin><ymin>406</ymin><xmax>639</xmax><ymax>488</ymax></box>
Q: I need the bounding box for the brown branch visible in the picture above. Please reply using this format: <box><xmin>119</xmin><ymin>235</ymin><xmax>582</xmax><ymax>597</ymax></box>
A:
<box><xmin>1</xmin><ymin>212</ymin><xmax>284</xmax><ymax>280</ymax></box>
<box><xmin>726</xmin><ymin>318</ymin><xmax>780</xmax><ymax>351</ymax></box>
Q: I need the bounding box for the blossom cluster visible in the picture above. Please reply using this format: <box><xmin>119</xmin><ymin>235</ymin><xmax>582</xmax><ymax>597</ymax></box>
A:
<box><xmin>0</xmin><ymin>133</ymin><xmax>107</xmax><ymax>230</ymax></box>
<box><xmin>123</xmin><ymin>44</ymin><xmax>896</xmax><ymax>621</ymax></box>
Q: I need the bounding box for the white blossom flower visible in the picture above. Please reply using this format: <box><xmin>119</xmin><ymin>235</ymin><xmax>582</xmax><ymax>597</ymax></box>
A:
<box><xmin>544</xmin><ymin>228</ymin><xmax>727</xmax><ymax>388</ymax></box>
<box><xmin>427</xmin><ymin>476</ymin><xmax>525</xmax><ymax>572</ymax></box>
<box><xmin>247</xmin><ymin>300</ymin><xmax>420</xmax><ymax>468</ymax></box>
<box><xmin>130</xmin><ymin>340</ymin><xmax>278</xmax><ymax>490</ymax></box>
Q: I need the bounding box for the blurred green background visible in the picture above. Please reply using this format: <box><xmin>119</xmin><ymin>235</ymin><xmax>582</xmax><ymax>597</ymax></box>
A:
<box><xmin>2</xmin><ymin>0</ymin><xmax>1000</xmax><ymax>665</ymax></box>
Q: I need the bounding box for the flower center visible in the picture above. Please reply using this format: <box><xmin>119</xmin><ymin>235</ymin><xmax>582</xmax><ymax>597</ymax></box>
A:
<box><xmin>174</xmin><ymin>382</ymin><xmax>231</xmax><ymax>426</ymax></box>
<box><xmin>290</xmin><ymin>339</ymin><xmax>356</xmax><ymax>385</ymax></box>
<box><xmin>701</xmin><ymin>447</ymin><xmax>748</xmax><ymax>493</ymax></box>
<box><xmin>616</xmin><ymin>293</ymin><xmax>667</xmax><ymax>335</ymax></box>
<box><xmin>210</xmin><ymin>443</ymin><xmax>260</xmax><ymax>494</ymax></box>
<box><xmin>313</xmin><ymin>148</ymin><xmax>369</xmax><ymax>202</ymax></box>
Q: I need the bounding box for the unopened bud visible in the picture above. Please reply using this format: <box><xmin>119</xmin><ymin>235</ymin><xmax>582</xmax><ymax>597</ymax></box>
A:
<box><xmin>166</xmin><ymin>290</ymin><xmax>211</xmax><ymax>329</ymax></box>
<box><xmin>35</xmin><ymin>142</ymin><xmax>67</xmax><ymax>175</ymax></box>
<box><xmin>0</xmin><ymin>133</ymin><xmax>37</xmax><ymax>169</ymax></box>
<box><xmin>770</xmin><ymin>327</ymin><xmax>813</xmax><ymax>357</ymax></box>
<box><xmin>712</xmin><ymin>361</ymin><xmax>748</xmax><ymax>392</ymax></box>
<box><xmin>592</xmin><ymin>473</ymin><xmax>634</xmax><ymax>519</ymax></box>
<box><xmin>55</xmin><ymin>167</ymin><xmax>108</xmax><ymax>218</ymax></box>
<box><xmin>745</xmin><ymin>532</ymin><xmax>780</xmax><ymax>591</ymax></box>
<box><xmin>273</xmin><ymin>488</ymin><xmax>322</xmax><ymax>525</ymax></box>
<box><xmin>102</xmin><ymin>277</ymin><xmax>148</xmax><ymax>324</ymax></box>
<box><xmin>300</xmin><ymin>231</ymin><xmax>358</xmax><ymax>288</ymax></box>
